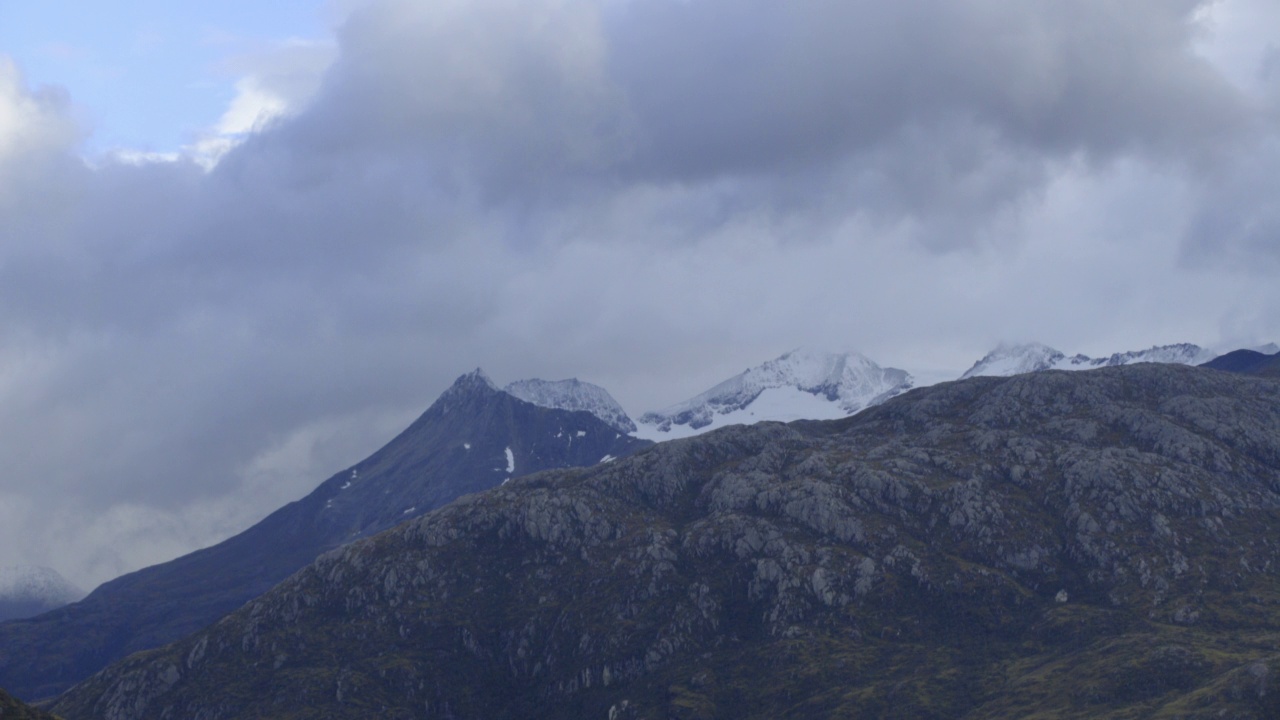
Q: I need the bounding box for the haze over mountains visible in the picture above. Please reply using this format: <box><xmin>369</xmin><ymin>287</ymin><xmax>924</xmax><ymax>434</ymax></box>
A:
<box><xmin>49</xmin><ymin>363</ymin><xmax>1280</xmax><ymax>719</ymax></box>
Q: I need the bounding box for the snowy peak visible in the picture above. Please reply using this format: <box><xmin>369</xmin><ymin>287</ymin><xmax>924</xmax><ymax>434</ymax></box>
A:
<box><xmin>960</xmin><ymin>343</ymin><xmax>1068</xmax><ymax>379</ymax></box>
<box><xmin>432</xmin><ymin>369</ymin><xmax>502</xmax><ymax>413</ymax></box>
<box><xmin>504</xmin><ymin>378</ymin><xmax>637</xmax><ymax>434</ymax></box>
<box><xmin>0</xmin><ymin>566</ymin><xmax>84</xmax><ymax>621</ymax></box>
<box><xmin>962</xmin><ymin>342</ymin><xmax>1217</xmax><ymax>379</ymax></box>
<box><xmin>637</xmin><ymin>348</ymin><xmax>913</xmax><ymax>440</ymax></box>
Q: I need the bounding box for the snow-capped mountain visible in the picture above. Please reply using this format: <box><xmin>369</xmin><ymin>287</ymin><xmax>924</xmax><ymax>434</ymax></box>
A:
<box><xmin>0</xmin><ymin>566</ymin><xmax>83</xmax><ymax>622</ymax></box>
<box><xmin>961</xmin><ymin>342</ymin><xmax>1218</xmax><ymax>379</ymax></box>
<box><xmin>636</xmin><ymin>348</ymin><xmax>913</xmax><ymax>440</ymax></box>
<box><xmin>504</xmin><ymin>378</ymin><xmax>637</xmax><ymax>434</ymax></box>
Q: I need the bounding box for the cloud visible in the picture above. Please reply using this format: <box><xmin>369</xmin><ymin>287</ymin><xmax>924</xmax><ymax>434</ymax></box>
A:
<box><xmin>1</xmin><ymin>0</ymin><xmax>1279</xmax><ymax>589</ymax></box>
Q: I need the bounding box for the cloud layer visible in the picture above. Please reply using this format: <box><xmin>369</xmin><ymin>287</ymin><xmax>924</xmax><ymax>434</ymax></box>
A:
<box><xmin>2</xmin><ymin>0</ymin><xmax>1280</xmax><ymax>588</ymax></box>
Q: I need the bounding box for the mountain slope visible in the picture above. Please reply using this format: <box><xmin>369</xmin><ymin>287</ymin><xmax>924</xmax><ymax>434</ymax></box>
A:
<box><xmin>961</xmin><ymin>342</ymin><xmax>1216</xmax><ymax>379</ymax></box>
<box><xmin>0</xmin><ymin>687</ymin><xmax>57</xmax><ymax>720</ymax></box>
<box><xmin>0</xmin><ymin>370</ymin><xmax>649</xmax><ymax>702</ymax></box>
<box><xmin>505</xmin><ymin>378</ymin><xmax>637</xmax><ymax>434</ymax></box>
<box><xmin>1201</xmin><ymin>349</ymin><xmax>1280</xmax><ymax>378</ymax></box>
<box><xmin>0</xmin><ymin>567</ymin><xmax>83</xmax><ymax>622</ymax></box>
<box><xmin>637</xmin><ymin>348</ymin><xmax>912</xmax><ymax>439</ymax></box>
<box><xmin>53</xmin><ymin>364</ymin><xmax>1280</xmax><ymax>720</ymax></box>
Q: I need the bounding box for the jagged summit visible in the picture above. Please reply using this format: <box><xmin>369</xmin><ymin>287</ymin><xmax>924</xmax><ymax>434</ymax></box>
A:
<box><xmin>636</xmin><ymin>348</ymin><xmax>913</xmax><ymax>440</ymax></box>
<box><xmin>961</xmin><ymin>342</ymin><xmax>1217</xmax><ymax>379</ymax></box>
<box><xmin>0</xmin><ymin>566</ymin><xmax>83</xmax><ymax>622</ymax></box>
<box><xmin>443</xmin><ymin>368</ymin><xmax>499</xmax><ymax>394</ymax></box>
<box><xmin>505</xmin><ymin>378</ymin><xmax>637</xmax><ymax>434</ymax></box>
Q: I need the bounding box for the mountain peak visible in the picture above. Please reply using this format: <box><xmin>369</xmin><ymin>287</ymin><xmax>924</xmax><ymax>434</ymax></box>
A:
<box><xmin>504</xmin><ymin>378</ymin><xmax>637</xmax><ymax>434</ymax></box>
<box><xmin>961</xmin><ymin>343</ymin><xmax>1066</xmax><ymax>379</ymax></box>
<box><xmin>437</xmin><ymin>368</ymin><xmax>500</xmax><ymax>401</ymax></box>
<box><xmin>0</xmin><ymin>566</ymin><xmax>84</xmax><ymax>622</ymax></box>
<box><xmin>637</xmin><ymin>347</ymin><xmax>912</xmax><ymax>439</ymax></box>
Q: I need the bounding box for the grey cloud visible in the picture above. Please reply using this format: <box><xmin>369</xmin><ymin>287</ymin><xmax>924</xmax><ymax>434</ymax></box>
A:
<box><xmin>0</xmin><ymin>0</ymin><xmax>1277</xmax><ymax>589</ymax></box>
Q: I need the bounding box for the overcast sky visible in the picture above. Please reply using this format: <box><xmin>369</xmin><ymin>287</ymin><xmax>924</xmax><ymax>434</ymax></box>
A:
<box><xmin>2</xmin><ymin>0</ymin><xmax>1280</xmax><ymax>589</ymax></box>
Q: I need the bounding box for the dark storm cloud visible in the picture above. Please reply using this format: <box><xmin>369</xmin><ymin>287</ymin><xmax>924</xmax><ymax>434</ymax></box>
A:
<box><xmin>0</xmin><ymin>0</ymin><xmax>1276</xmax><ymax>587</ymax></box>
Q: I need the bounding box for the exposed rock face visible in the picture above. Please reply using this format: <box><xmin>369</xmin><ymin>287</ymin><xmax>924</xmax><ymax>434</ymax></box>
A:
<box><xmin>0</xmin><ymin>370</ymin><xmax>649</xmax><ymax>702</ymax></box>
<box><xmin>53</xmin><ymin>365</ymin><xmax>1280</xmax><ymax>719</ymax></box>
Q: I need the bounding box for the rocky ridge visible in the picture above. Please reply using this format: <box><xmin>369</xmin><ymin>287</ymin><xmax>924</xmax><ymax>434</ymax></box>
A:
<box><xmin>53</xmin><ymin>365</ymin><xmax>1280</xmax><ymax>719</ymax></box>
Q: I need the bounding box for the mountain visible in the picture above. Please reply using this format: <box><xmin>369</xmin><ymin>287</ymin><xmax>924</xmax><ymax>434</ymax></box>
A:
<box><xmin>1201</xmin><ymin>349</ymin><xmax>1280</xmax><ymax>376</ymax></box>
<box><xmin>53</xmin><ymin>364</ymin><xmax>1280</xmax><ymax>719</ymax></box>
<box><xmin>0</xmin><ymin>687</ymin><xmax>57</xmax><ymax>720</ymax></box>
<box><xmin>0</xmin><ymin>566</ymin><xmax>83</xmax><ymax>622</ymax></box>
<box><xmin>505</xmin><ymin>378</ymin><xmax>637</xmax><ymax>434</ymax></box>
<box><xmin>636</xmin><ymin>348</ymin><xmax>912</xmax><ymax>440</ymax></box>
<box><xmin>0</xmin><ymin>369</ymin><xmax>649</xmax><ymax>702</ymax></box>
<box><xmin>961</xmin><ymin>341</ymin><xmax>1216</xmax><ymax>379</ymax></box>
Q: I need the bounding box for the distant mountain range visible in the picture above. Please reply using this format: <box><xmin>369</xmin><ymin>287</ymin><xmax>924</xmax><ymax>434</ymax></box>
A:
<box><xmin>0</xmin><ymin>567</ymin><xmax>82</xmax><ymax>622</ymax></box>
<box><xmin>959</xmin><ymin>342</ymin><xmax>1218</xmax><ymax>379</ymax></box>
<box><xmin>0</xmin><ymin>370</ymin><xmax>649</xmax><ymax>701</ymax></box>
<box><xmin>51</xmin><ymin>364</ymin><xmax>1280</xmax><ymax>719</ymax></box>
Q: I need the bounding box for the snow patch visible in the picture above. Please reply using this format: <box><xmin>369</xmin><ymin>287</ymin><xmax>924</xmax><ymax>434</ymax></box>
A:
<box><xmin>635</xmin><ymin>385</ymin><xmax>852</xmax><ymax>441</ymax></box>
<box><xmin>505</xmin><ymin>447</ymin><xmax>515</xmax><ymax>473</ymax></box>
<box><xmin>600</xmin><ymin>454</ymin><xmax>616</xmax><ymax>464</ymax></box>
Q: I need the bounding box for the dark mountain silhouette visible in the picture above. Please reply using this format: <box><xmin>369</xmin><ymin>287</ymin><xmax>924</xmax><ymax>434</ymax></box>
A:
<box><xmin>0</xmin><ymin>370</ymin><xmax>649</xmax><ymax>701</ymax></box>
<box><xmin>1201</xmin><ymin>348</ymin><xmax>1280</xmax><ymax>377</ymax></box>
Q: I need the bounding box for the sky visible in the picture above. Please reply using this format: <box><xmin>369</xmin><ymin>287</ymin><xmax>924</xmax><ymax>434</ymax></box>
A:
<box><xmin>1</xmin><ymin>0</ymin><xmax>1280</xmax><ymax>590</ymax></box>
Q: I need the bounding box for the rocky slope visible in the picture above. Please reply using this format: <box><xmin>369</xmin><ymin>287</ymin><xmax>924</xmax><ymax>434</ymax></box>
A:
<box><xmin>53</xmin><ymin>365</ymin><xmax>1280</xmax><ymax>719</ymax></box>
<box><xmin>637</xmin><ymin>348</ymin><xmax>912</xmax><ymax>439</ymax></box>
<box><xmin>0</xmin><ymin>370</ymin><xmax>649</xmax><ymax>702</ymax></box>
<box><xmin>0</xmin><ymin>566</ymin><xmax>83</xmax><ymax>622</ymax></box>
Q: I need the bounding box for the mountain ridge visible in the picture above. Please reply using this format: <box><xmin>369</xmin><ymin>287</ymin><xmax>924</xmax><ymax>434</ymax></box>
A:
<box><xmin>52</xmin><ymin>363</ymin><xmax>1280</xmax><ymax>719</ymax></box>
